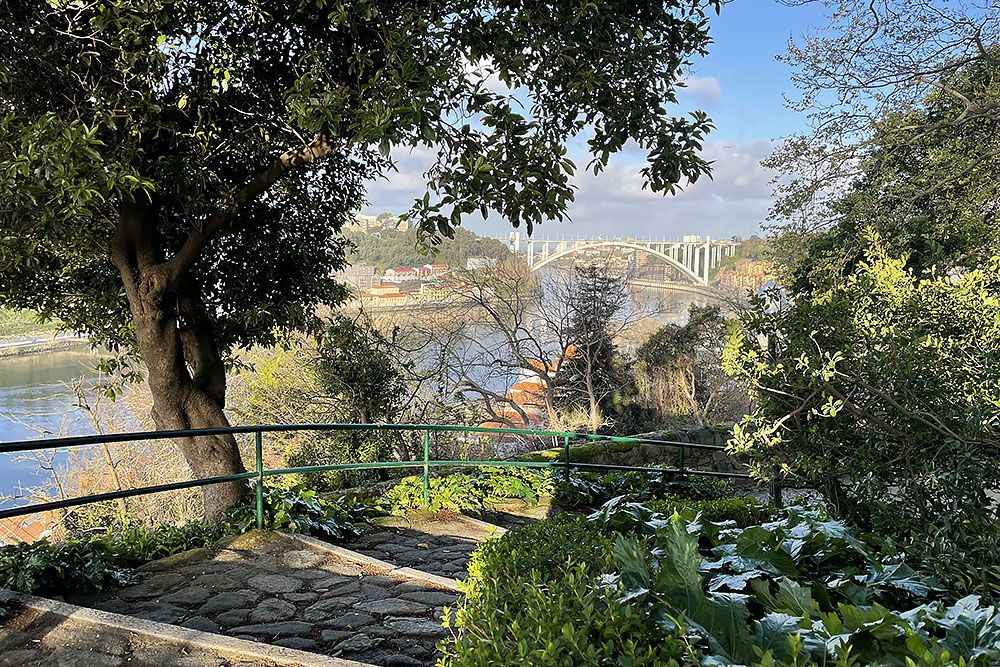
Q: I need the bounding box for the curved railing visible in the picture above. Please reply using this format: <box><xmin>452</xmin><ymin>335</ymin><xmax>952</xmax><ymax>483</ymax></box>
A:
<box><xmin>0</xmin><ymin>423</ymin><xmax>748</xmax><ymax>524</ymax></box>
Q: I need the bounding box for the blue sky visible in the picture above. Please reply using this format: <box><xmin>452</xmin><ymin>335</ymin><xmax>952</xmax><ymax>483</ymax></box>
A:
<box><xmin>364</xmin><ymin>0</ymin><xmax>831</xmax><ymax>240</ymax></box>
<box><xmin>686</xmin><ymin>0</ymin><xmax>828</xmax><ymax>142</ymax></box>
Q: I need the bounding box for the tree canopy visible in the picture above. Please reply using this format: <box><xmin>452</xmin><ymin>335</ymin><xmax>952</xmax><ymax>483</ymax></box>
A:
<box><xmin>766</xmin><ymin>1</ymin><xmax>1000</xmax><ymax>293</ymax></box>
<box><xmin>0</xmin><ymin>0</ymin><xmax>721</xmax><ymax>515</ymax></box>
<box><xmin>725</xmin><ymin>236</ymin><xmax>1000</xmax><ymax>585</ymax></box>
<box><xmin>769</xmin><ymin>56</ymin><xmax>1000</xmax><ymax>293</ymax></box>
<box><xmin>0</xmin><ymin>0</ymin><xmax>720</xmax><ymax>355</ymax></box>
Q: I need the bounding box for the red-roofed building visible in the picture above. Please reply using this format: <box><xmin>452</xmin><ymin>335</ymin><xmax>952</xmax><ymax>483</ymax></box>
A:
<box><xmin>719</xmin><ymin>260</ymin><xmax>774</xmax><ymax>291</ymax></box>
<box><xmin>477</xmin><ymin>346</ymin><xmax>580</xmax><ymax>431</ymax></box>
<box><xmin>0</xmin><ymin>511</ymin><xmax>57</xmax><ymax>545</ymax></box>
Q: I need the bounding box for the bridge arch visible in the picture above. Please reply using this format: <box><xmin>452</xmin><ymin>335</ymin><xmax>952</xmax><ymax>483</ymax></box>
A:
<box><xmin>529</xmin><ymin>241</ymin><xmax>704</xmax><ymax>285</ymax></box>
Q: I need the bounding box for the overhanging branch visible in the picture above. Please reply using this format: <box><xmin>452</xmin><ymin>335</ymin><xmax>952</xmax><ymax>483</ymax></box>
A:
<box><xmin>165</xmin><ymin>133</ymin><xmax>338</xmax><ymax>279</ymax></box>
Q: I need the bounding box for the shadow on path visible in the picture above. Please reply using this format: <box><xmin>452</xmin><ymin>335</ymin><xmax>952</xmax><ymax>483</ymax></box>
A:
<box><xmin>65</xmin><ymin>531</ymin><xmax>458</xmax><ymax>667</ymax></box>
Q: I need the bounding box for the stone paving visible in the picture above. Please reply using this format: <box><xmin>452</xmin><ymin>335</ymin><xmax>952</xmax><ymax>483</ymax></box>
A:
<box><xmin>482</xmin><ymin>498</ymin><xmax>579</xmax><ymax>530</ymax></box>
<box><xmin>0</xmin><ymin>604</ymin><xmax>275</xmax><ymax>667</ymax></box>
<box><xmin>69</xmin><ymin>531</ymin><xmax>459</xmax><ymax>667</ymax></box>
<box><xmin>341</xmin><ymin>514</ymin><xmax>495</xmax><ymax>580</ymax></box>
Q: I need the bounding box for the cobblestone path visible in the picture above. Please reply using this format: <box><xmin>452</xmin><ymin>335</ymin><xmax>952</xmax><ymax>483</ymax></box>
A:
<box><xmin>482</xmin><ymin>498</ymin><xmax>579</xmax><ymax>530</ymax></box>
<box><xmin>71</xmin><ymin>532</ymin><xmax>459</xmax><ymax>667</ymax></box>
<box><xmin>0</xmin><ymin>604</ymin><xmax>274</xmax><ymax>667</ymax></box>
<box><xmin>341</xmin><ymin>514</ymin><xmax>497</xmax><ymax>579</ymax></box>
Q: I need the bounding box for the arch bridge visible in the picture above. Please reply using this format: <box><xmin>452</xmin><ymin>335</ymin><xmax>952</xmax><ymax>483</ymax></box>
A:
<box><xmin>509</xmin><ymin>234</ymin><xmax>740</xmax><ymax>287</ymax></box>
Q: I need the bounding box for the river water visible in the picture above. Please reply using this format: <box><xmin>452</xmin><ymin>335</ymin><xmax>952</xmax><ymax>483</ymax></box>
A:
<box><xmin>0</xmin><ymin>349</ymin><xmax>99</xmax><ymax>502</ymax></box>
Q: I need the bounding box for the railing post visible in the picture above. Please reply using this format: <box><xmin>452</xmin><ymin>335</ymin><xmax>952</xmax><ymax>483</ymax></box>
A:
<box><xmin>769</xmin><ymin>477</ymin><xmax>783</xmax><ymax>508</ymax></box>
<box><xmin>678</xmin><ymin>443</ymin><xmax>686</xmax><ymax>479</ymax></box>
<box><xmin>255</xmin><ymin>430</ymin><xmax>264</xmax><ymax>530</ymax></box>
<box><xmin>422</xmin><ymin>429</ymin><xmax>430</xmax><ymax>508</ymax></box>
<box><xmin>563</xmin><ymin>435</ymin><xmax>571</xmax><ymax>484</ymax></box>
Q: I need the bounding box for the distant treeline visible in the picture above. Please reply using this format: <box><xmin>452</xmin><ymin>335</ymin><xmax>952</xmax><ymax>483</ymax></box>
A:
<box><xmin>344</xmin><ymin>227</ymin><xmax>511</xmax><ymax>271</ymax></box>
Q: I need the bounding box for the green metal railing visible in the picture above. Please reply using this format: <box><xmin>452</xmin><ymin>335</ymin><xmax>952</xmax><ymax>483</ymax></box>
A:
<box><xmin>0</xmin><ymin>423</ymin><xmax>750</xmax><ymax>524</ymax></box>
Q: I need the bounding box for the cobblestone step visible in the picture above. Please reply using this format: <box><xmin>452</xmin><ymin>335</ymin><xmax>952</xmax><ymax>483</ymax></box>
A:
<box><xmin>62</xmin><ymin>531</ymin><xmax>462</xmax><ymax>666</ymax></box>
<box><xmin>0</xmin><ymin>589</ymin><xmax>368</xmax><ymax>667</ymax></box>
<box><xmin>339</xmin><ymin>513</ymin><xmax>502</xmax><ymax>580</ymax></box>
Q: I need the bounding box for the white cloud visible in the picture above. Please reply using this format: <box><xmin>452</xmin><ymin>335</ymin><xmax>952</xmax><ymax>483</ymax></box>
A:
<box><xmin>362</xmin><ymin>139</ymin><xmax>777</xmax><ymax>239</ymax></box>
<box><xmin>680</xmin><ymin>75</ymin><xmax>722</xmax><ymax>105</ymax></box>
<box><xmin>537</xmin><ymin>140</ymin><xmax>775</xmax><ymax>239</ymax></box>
<box><xmin>462</xmin><ymin>57</ymin><xmax>519</xmax><ymax>97</ymax></box>
<box><xmin>362</xmin><ymin>147</ymin><xmax>436</xmax><ymax>215</ymax></box>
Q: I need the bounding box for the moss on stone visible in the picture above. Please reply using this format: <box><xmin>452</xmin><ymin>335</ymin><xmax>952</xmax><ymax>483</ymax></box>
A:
<box><xmin>138</xmin><ymin>546</ymin><xmax>214</xmax><ymax>573</ymax></box>
<box><xmin>219</xmin><ymin>529</ymin><xmax>286</xmax><ymax>551</ymax></box>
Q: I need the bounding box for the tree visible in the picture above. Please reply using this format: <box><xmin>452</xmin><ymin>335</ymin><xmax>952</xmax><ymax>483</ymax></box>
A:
<box><xmin>450</xmin><ymin>259</ymin><xmax>649</xmax><ymax>433</ymax></box>
<box><xmin>766</xmin><ymin>1</ymin><xmax>1000</xmax><ymax>293</ymax></box>
<box><xmin>315</xmin><ymin>316</ymin><xmax>407</xmax><ymax>427</ymax></box>
<box><xmin>0</xmin><ymin>0</ymin><xmax>720</xmax><ymax>516</ymax></box>
<box><xmin>633</xmin><ymin>304</ymin><xmax>744</xmax><ymax>426</ymax></box>
<box><xmin>723</xmin><ymin>236</ymin><xmax>1000</xmax><ymax>582</ymax></box>
<box><xmin>311</xmin><ymin>315</ymin><xmax>411</xmax><ymax>480</ymax></box>
<box><xmin>232</xmin><ymin>312</ymin><xmax>484</xmax><ymax>487</ymax></box>
<box><xmin>449</xmin><ymin>258</ymin><xmax>572</xmax><ymax>429</ymax></box>
<box><xmin>556</xmin><ymin>264</ymin><xmax>629</xmax><ymax>432</ymax></box>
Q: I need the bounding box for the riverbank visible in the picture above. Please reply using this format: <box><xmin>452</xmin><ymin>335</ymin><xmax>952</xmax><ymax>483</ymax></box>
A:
<box><xmin>0</xmin><ymin>334</ymin><xmax>90</xmax><ymax>359</ymax></box>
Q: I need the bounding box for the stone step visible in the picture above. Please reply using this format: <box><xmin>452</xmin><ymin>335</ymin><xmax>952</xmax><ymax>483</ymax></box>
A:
<box><xmin>338</xmin><ymin>512</ymin><xmax>504</xmax><ymax>580</ymax></box>
<box><xmin>0</xmin><ymin>589</ymin><xmax>370</xmax><ymax>667</ymax></box>
<box><xmin>65</xmin><ymin>531</ymin><xmax>462</xmax><ymax>667</ymax></box>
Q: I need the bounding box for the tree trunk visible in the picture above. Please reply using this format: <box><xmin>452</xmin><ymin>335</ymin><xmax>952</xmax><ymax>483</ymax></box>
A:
<box><xmin>584</xmin><ymin>357</ymin><xmax>601</xmax><ymax>433</ymax></box>
<box><xmin>112</xmin><ymin>203</ymin><xmax>248</xmax><ymax>521</ymax></box>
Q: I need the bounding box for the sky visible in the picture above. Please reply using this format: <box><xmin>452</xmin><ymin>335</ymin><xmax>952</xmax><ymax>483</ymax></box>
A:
<box><xmin>362</xmin><ymin>0</ymin><xmax>832</xmax><ymax>241</ymax></box>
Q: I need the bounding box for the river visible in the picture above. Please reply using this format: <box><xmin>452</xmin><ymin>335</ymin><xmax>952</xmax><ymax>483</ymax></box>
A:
<box><xmin>0</xmin><ymin>349</ymin><xmax>100</xmax><ymax>502</ymax></box>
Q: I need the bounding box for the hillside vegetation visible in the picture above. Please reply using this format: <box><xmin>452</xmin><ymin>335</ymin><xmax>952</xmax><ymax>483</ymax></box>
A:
<box><xmin>344</xmin><ymin>227</ymin><xmax>510</xmax><ymax>271</ymax></box>
<box><xmin>0</xmin><ymin>308</ymin><xmax>59</xmax><ymax>340</ymax></box>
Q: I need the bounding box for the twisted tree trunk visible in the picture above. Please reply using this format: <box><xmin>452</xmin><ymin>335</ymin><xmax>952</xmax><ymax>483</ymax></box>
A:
<box><xmin>111</xmin><ymin>202</ymin><xmax>247</xmax><ymax>520</ymax></box>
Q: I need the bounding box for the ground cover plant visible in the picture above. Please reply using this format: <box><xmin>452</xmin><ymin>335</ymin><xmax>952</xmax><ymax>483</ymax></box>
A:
<box><xmin>223</xmin><ymin>484</ymin><xmax>370</xmax><ymax>541</ymax></box>
<box><xmin>382</xmin><ymin>465</ymin><xmax>740</xmax><ymax>516</ymax></box>
<box><xmin>384</xmin><ymin>467</ymin><xmax>554</xmax><ymax>515</ymax></box>
<box><xmin>0</xmin><ymin>485</ymin><xmax>365</xmax><ymax>596</ymax></box>
<box><xmin>555</xmin><ymin>468</ymin><xmax>735</xmax><ymax>508</ymax></box>
<box><xmin>0</xmin><ymin>521</ymin><xmax>222</xmax><ymax>596</ymax></box>
<box><xmin>442</xmin><ymin>500</ymin><xmax>1000</xmax><ymax>666</ymax></box>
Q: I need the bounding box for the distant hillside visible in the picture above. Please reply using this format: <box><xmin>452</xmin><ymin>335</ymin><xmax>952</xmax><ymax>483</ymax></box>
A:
<box><xmin>0</xmin><ymin>308</ymin><xmax>60</xmax><ymax>340</ymax></box>
<box><xmin>709</xmin><ymin>236</ymin><xmax>770</xmax><ymax>278</ymax></box>
<box><xmin>344</xmin><ymin>227</ymin><xmax>511</xmax><ymax>271</ymax></box>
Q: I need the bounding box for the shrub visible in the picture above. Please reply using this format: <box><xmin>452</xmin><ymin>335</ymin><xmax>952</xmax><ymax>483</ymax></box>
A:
<box><xmin>442</xmin><ymin>562</ymin><xmax>692</xmax><ymax>666</ymax></box>
<box><xmin>283</xmin><ymin>430</ymin><xmax>416</xmax><ymax>491</ymax></box>
<box><xmin>463</xmin><ymin>514</ymin><xmax>614</xmax><ymax>599</ymax></box>
<box><xmin>555</xmin><ymin>469</ymin><xmax>735</xmax><ymax>508</ymax></box>
<box><xmin>724</xmin><ymin>239</ymin><xmax>1000</xmax><ymax>598</ymax></box>
<box><xmin>384</xmin><ymin>467</ymin><xmax>553</xmax><ymax>515</ymax></box>
<box><xmin>443</xmin><ymin>503</ymin><xmax>1000</xmax><ymax>666</ymax></box>
<box><xmin>442</xmin><ymin>515</ymin><xmax>696</xmax><ymax>666</ymax></box>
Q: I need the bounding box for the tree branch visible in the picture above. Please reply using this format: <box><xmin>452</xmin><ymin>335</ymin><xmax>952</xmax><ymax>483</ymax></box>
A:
<box><xmin>165</xmin><ymin>133</ymin><xmax>338</xmax><ymax>279</ymax></box>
